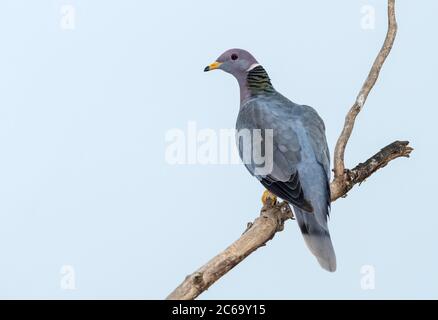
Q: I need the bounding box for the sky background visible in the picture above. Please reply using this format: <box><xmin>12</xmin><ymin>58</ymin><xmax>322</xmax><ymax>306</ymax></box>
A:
<box><xmin>0</xmin><ymin>0</ymin><xmax>436</xmax><ymax>299</ymax></box>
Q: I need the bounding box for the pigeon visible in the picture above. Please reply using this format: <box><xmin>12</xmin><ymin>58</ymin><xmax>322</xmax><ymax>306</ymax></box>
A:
<box><xmin>204</xmin><ymin>49</ymin><xmax>336</xmax><ymax>272</ymax></box>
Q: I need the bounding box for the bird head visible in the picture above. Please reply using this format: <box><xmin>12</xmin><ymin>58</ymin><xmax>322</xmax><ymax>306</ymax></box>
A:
<box><xmin>204</xmin><ymin>49</ymin><xmax>259</xmax><ymax>78</ymax></box>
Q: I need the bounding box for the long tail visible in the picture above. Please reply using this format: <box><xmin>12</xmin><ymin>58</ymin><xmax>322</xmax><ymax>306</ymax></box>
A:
<box><xmin>294</xmin><ymin>207</ymin><xmax>337</xmax><ymax>272</ymax></box>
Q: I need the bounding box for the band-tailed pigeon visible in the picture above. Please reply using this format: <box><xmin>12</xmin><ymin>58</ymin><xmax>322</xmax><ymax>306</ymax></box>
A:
<box><xmin>205</xmin><ymin>49</ymin><xmax>336</xmax><ymax>272</ymax></box>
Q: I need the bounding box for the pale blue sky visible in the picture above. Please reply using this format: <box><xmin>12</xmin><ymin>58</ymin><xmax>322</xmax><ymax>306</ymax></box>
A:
<box><xmin>0</xmin><ymin>0</ymin><xmax>436</xmax><ymax>299</ymax></box>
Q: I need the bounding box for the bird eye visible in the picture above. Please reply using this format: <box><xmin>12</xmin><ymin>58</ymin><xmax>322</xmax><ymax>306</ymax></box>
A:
<box><xmin>231</xmin><ymin>53</ymin><xmax>238</xmax><ymax>61</ymax></box>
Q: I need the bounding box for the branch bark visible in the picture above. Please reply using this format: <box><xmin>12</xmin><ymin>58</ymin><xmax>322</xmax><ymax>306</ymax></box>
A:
<box><xmin>332</xmin><ymin>0</ymin><xmax>398</xmax><ymax>194</ymax></box>
<box><xmin>331</xmin><ymin>140</ymin><xmax>412</xmax><ymax>201</ymax></box>
<box><xmin>167</xmin><ymin>0</ymin><xmax>409</xmax><ymax>300</ymax></box>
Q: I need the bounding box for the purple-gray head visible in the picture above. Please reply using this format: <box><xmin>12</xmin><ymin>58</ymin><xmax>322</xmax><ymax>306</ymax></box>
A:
<box><xmin>204</xmin><ymin>49</ymin><xmax>259</xmax><ymax>78</ymax></box>
<box><xmin>205</xmin><ymin>49</ymin><xmax>271</xmax><ymax>103</ymax></box>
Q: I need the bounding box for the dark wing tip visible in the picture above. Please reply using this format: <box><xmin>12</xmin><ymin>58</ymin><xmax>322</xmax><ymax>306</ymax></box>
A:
<box><xmin>260</xmin><ymin>172</ymin><xmax>314</xmax><ymax>213</ymax></box>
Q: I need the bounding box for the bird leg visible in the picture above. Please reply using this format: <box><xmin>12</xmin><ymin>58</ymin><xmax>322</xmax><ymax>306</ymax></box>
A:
<box><xmin>261</xmin><ymin>190</ymin><xmax>277</xmax><ymax>206</ymax></box>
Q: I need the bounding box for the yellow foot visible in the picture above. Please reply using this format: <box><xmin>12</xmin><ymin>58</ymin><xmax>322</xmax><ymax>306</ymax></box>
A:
<box><xmin>261</xmin><ymin>190</ymin><xmax>277</xmax><ymax>205</ymax></box>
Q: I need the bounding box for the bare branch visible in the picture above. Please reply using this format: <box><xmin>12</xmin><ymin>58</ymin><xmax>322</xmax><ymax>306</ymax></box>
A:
<box><xmin>333</xmin><ymin>0</ymin><xmax>397</xmax><ymax>181</ymax></box>
<box><xmin>167</xmin><ymin>140</ymin><xmax>412</xmax><ymax>300</ymax></box>
<box><xmin>167</xmin><ymin>0</ymin><xmax>409</xmax><ymax>300</ymax></box>
<box><xmin>167</xmin><ymin>201</ymin><xmax>292</xmax><ymax>300</ymax></box>
<box><xmin>330</xmin><ymin>140</ymin><xmax>412</xmax><ymax>201</ymax></box>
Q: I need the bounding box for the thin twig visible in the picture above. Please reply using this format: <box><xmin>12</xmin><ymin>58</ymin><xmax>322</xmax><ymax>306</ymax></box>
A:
<box><xmin>330</xmin><ymin>140</ymin><xmax>412</xmax><ymax>201</ymax></box>
<box><xmin>333</xmin><ymin>0</ymin><xmax>397</xmax><ymax>187</ymax></box>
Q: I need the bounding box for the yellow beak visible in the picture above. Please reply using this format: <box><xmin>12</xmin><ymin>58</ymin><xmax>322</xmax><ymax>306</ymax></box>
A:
<box><xmin>204</xmin><ymin>61</ymin><xmax>222</xmax><ymax>72</ymax></box>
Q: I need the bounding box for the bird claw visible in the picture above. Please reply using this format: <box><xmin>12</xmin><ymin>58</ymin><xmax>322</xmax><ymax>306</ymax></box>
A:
<box><xmin>261</xmin><ymin>190</ymin><xmax>277</xmax><ymax>206</ymax></box>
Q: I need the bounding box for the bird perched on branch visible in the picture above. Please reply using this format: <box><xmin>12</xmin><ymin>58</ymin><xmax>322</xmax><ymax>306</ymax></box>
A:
<box><xmin>204</xmin><ymin>49</ymin><xmax>336</xmax><ymax>272</ymax></box>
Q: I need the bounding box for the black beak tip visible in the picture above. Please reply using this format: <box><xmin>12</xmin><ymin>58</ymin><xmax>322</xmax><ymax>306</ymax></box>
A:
<box><xmin>204</xmin><ymin>66</ymin><xmax>210</xmax><ymax>72</ymax></box>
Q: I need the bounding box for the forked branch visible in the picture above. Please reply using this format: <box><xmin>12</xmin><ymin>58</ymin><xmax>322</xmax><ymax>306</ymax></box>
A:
<box><xmin>167</xmin><ymin>0</ymin><xmax>410</xmax><ymax>300</ymax></box>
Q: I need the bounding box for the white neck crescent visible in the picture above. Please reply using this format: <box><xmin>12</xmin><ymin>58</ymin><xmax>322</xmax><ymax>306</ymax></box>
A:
<box><xmin>247</xmin><ymin>63</ymin><xmax>261</xmax><ymax>72</ymax></box>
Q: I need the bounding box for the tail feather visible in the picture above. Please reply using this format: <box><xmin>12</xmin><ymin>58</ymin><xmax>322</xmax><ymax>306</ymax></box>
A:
<box><xmin>294</xmin><ymin>207</ymin><xmax>336</xmax><ymax>272</ymax></box>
